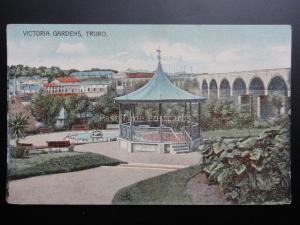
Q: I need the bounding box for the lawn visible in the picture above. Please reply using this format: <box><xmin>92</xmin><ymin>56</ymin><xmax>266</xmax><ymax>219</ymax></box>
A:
<box><xmin>112</xmin><ymin>165</ymin><xmax>203</xmax><ymax>205</ymax></box>
<box><xmin>9</xmin><ymin>151</ymin><xmax>123</xmax><ymax>180</ymax></box>
<box><xmin>202</xmin><ymin>128</ymin><xmax>265</xmax><ymax>139</ymax></box>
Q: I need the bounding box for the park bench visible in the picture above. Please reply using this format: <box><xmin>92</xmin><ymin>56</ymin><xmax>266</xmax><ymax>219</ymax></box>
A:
<box><xmin>39</xmin><ymin>128</ymin><xmax>50</xmax><ymax>134</ymax></box>
<box><xmin>46</xmin><ymin>140</ymin><xmax>74</xmax><ymax>152</ymax></box>
<box><xmin>71</xmin><ymin>124</ymin><xmax>86</xmax><ymax>131</ymax></box>
<box><xmin>17</xmin><ymin>142</ymin><xmax>33</xmax><ymax>147</ymax></box>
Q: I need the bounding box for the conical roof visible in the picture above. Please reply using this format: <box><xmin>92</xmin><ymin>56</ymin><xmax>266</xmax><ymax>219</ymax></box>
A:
<box><xmin>115</xmin><ymin>56</ymin><xmax>205</xmax><ymax>103</ymax></box>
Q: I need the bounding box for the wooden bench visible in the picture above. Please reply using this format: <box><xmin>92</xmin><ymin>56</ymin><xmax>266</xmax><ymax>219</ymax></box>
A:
<box><xmin>71</xmin><ymin>124</ymin><xmax>86</xmax><ymax>131</ymax></box>
<box><xmin>17</xmin><ymin>143</ymin><xmax>33</xmax><ymax>147</ymax></box>
<box><xmin>39</xmin><ymin>128</ymin><xmax>50</xmax><ymax>134</ymax></box>
<box><xmin>47</xmin><ymin>140</ymin><xmax>74</xmax><ymax>152</ymax></box>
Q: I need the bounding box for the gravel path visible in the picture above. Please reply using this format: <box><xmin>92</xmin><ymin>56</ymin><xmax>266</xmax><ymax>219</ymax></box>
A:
<box><xmin>75</xmin><ymin>141</ymin><xmax>201</xmax><ymax>166</ymax></box>
<box><xmin>18</xmin><ymin>132</ymin><xmax>201</xmax><ymax>166</ymax></box>
<box><xmin>186</xmin><ymin>173</ymin><xmax>229</xmax><ymax>205</ymax></box>
<box><xmin>8</xmin><ymin>166</ymin><xmax>173</xmax><ymax>204</ymax></box>
<box><xmin>8</xmin><ymin>131</ymin><xmax>201</xmax><ymax>204</ymax></box>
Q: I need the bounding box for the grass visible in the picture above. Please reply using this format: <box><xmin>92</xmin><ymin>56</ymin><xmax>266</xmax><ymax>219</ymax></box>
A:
<box><xmin>112</xmin><ymin>165</ymin><xmax>203</xmax><ymax>205</ymax></box>
<box><xmin>8</xmin><ymin>151</ymin><xmax>123</xmax><ymax>180</ymax></box>
<box><xmin>202</xmin><ymin>128</ymin><xmax>265</xmax><ymax>139</ymax></box>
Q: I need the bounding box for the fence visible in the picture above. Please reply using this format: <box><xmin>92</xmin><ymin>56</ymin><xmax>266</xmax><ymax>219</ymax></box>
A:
<box><xmin>119</xmin><ymin>121</ymin><xmax>201</xmax><ymax>144</ymax></box>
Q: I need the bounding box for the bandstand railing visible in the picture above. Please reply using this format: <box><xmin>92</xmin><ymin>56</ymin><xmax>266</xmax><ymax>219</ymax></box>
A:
<box><xmin>119</xmin><ymin>120</ymin><xmax>201</xmax><ymax>144</ymax></box>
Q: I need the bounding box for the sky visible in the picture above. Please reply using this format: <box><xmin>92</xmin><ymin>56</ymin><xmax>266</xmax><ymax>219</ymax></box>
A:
<box><xmin>7</xmin><ymin>24</ymin><xmax>291</xmax><ymax>74</ymax></box>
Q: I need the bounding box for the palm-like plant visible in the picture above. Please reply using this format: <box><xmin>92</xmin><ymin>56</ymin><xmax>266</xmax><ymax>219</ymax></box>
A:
<box><xmin>9</xmin><ymin>113</ymin><xmax>29</xmax><ymax>145</ymax></box>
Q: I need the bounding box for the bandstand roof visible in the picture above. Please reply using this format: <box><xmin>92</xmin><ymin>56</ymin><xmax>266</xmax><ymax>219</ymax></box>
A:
<box><xmin>115</xmin><ymin>51</ymin><xmax>206</xmax><ymax>104</ymax></box>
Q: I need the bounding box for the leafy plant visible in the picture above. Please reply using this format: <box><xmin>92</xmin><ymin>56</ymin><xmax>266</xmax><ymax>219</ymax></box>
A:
<box><xmin>9</xmin><ymin>113</ymin><xmax>29</xmax><ymax>145</ymax></box>
<box><xmin>199</xmin><ymin>123</ymin><xmax>290</xmax><ymax>204</ymax></box>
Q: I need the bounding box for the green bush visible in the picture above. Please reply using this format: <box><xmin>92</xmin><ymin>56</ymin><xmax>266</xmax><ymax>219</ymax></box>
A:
<box><xmin>253</xmin><ymin>119</ymin><xmax>272</xmax><ymax>129</ymax></box>
<box><xmin>198</xmin><ymin>125</ymin><xmax>290</xmax><ymax>204</ymax></box>
<box><xmin>9</xmin><ymin>152</ymin><xmax>123</xmax><ymax>180</ymax></box>
<box><xmin>10</xmin><ymin>146</ymin><xmax>29</xmax><ymax>159</ymax></box>
<box><xmin>87</xmin><ymin>115</ymin><xmax>107</xmax><ymax>130</ymax></box>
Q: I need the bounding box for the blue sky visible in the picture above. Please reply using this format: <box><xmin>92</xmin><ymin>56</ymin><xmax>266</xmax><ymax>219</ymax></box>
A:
<box><xmin>7</xmin><ymin>24</ymin><xmax>291</xmax><ymax>73</ymax></box>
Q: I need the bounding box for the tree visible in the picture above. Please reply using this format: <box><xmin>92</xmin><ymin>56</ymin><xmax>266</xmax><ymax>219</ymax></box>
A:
<box><xmin>64</xmin><ymin>95</ymin><xmax>91</xmax><ymax>127</ymax></box>
<box><xmin>269</xmin><ymin>92</ymin><xmax>284</xmax><ymax>116</ymax></box>
<box><xmin>94</xmin><ymin>85</ymin><xmax>118</xmax><ymax>122</ymax></box>
<box><xmin>9</xmin><ymin>113</ymin><xmax>29</xmax><ymax>145</ymax></box>
<box><xmin>29</xmin><ymin>91</ymin><xmax>62</xmax><ymax>128</ymax></box>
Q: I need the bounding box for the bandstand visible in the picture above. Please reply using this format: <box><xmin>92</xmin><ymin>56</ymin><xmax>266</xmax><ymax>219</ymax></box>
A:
<box><xmin>115</xmin><ymin>49</ymin><xmax>206</xmax><ymax>154</ymax></box>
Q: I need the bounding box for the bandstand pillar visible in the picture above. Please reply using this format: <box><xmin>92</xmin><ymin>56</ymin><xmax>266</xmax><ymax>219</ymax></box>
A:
<box><xmin>159</xmin><ymin>103</ymin><xmax>163</xmax><ymax>142</ymax></box>
<box><xmin>132</xmin><ymin>105</ymin><xmax>136</xmax><ymax>121</ymax></box>
<box><xmin>118</xmin><ymin>103</ymin><xmax>122</xmax><ymax>137</ymax></box>
<box><xmin>118</xmin><ymin>103</ymin><xmax>122</xmax><ymax>125</ymax></box>
<box><xmin>198</xmin><ymin>102</ymin><xmax>201</xmax><ymax>139</ymax></box>
<box><xmin>189</xmin><ymin>102</ymin><xmax>192</xmax><ymax>136</ymax></box>
<box><xmin>130</xmin><ymin>104</ymin><xmax>133</xmax><ymax>140</ymax></box>
<box><xmin>184</xmin><ymin>103</ymin><xmax>187</xmax><ymax>127</ymax></box>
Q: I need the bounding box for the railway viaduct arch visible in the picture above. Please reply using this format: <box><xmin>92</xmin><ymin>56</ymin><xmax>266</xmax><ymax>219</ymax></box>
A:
<box><xmin>196</xmin><ymin>68</ymin><xmax>290</xmax><ymax>118</ymax></box>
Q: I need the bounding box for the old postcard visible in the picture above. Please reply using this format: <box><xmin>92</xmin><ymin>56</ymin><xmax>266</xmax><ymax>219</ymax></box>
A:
<box><xmin>7</xmin><ymin>24</ymin><xmax>291</xmax><ymax>205</ymax></box>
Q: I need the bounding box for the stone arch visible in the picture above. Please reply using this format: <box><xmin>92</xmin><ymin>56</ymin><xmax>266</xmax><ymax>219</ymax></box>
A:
<box><xmin>219</xmin><ymin>78</ymin><xmax>231</xmax><ymax>99</ymax></box>
<box><xmin>249</xmin><ymin>77</ymin><xmax>266</xmax><ymax>118</ymax></box>
<box><xmin>267</xmin><ymin>75</ymin><xmax>288</xmax><ymax>96</ymax></box>
<box><xmin>249</xmin><ymin>77</ymin><xmax>265</xmax><ymax>96</ymax></box>
<box><xmin>232</xmin><ymin>78</ymin><xmax>246</xmax><ymax>102</ymax></box>
<box><xmin>201</xmin><ymin>79</ymin><xmax>208</xmax><ymax>98</ymax></box>
<box><xmin>267</xmin><ymin>75</ymin><xmax>289</xmax><ymax>116</ymax></box>
<box><xmin>209</xmin><ymin>79</ymin><xmax>218</xmax><ymax>99</ymax></box>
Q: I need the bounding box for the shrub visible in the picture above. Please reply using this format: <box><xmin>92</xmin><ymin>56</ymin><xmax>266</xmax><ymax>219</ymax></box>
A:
<box><xmin>87</xmin><ymin>115</ymin><xmax>107</xmax><ymax>130</ymax></box>
<box><xmin>10</xmin><ymin>146</ymin><xmax>29</xmax><ymax>158</ymax></box>
<box><xmin>198</xmin><ymin>125</ymin><xmax>290</xmax><ymax>204</ymax></box>
<box><xmin>253</xmin><ymin>119</ymin><xmax>272</xmax><ymax>129</ymax></box>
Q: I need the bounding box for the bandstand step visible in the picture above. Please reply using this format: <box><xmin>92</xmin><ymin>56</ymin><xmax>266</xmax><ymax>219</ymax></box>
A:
<box><xmin>170</xmin><ymin>143</ymin><xmax>190</xmax><ymax>154</ymax></box>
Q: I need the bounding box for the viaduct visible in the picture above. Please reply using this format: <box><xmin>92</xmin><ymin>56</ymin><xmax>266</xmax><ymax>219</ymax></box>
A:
<box><xmin>195</xmin><ymin>68</ymin><xmax>291</xmax><ymax>118</ymax></box>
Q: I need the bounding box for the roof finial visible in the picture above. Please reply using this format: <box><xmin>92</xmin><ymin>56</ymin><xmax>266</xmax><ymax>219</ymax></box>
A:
<box><xmin>156</xmin><ymin>46</ymin><xmax>161</xmax><ymax>63</ymax></box>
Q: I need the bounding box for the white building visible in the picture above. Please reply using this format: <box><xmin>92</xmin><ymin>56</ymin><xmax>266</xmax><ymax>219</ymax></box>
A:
<box><xmin>43</xmin><ymin>76</ymin><xmax>111</xmax><ymax>97</ymax></box>
<box><xmin>79</xmin><ymin>80</ymin><xmax>110</xmax><ymax>98</ymax></box>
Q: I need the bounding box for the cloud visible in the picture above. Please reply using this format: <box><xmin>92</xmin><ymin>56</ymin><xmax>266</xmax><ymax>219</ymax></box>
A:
<box><xmin>215</xmin><ymin>48</ymin><xmax>248</xmax><ymax>62</ymax></box>
<box><xmin>269</xmin><ymin>44</ymin><xmax>290</xmax><ymax>53</ymax></box>
<box><xmin>56</xmin><ymin>42</ymin><xmax>87</xmax><ymax>54</ymax></box>
<box><xmin>108</xmin><ymin>51</ymin><xmax>129</xmax><ymax>60</ymax></box>
<box><xmin>140</xmin><ymin>40</ymin><xmax>214</xmax><ymax>63</ymax></box>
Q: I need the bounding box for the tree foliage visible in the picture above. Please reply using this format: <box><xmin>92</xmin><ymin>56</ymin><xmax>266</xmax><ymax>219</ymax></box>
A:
<box><xmin>93</xmin><ymin>85</ymin><xmax>118</xmax><ymax>122</ymax></box>
<box><xmin>29</xmin><ymin>91</ymin><xmax>62</xmax><ymax>128</ymax></box>
<box><xmin>269</xmin><ymin>92</ymin><xmax>284</xmax><ymax>116</ymax></box>
<box><xmin>64</xmin><ymin>95</ymin><xmax>92</xmax><ymax>128</ymax></box>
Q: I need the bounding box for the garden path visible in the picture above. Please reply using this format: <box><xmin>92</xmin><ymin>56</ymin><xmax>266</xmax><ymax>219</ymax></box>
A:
<box><xmin>8</xmin><ymin>166</ymin><xmax>173</xmax><ymax>204</ymax></box>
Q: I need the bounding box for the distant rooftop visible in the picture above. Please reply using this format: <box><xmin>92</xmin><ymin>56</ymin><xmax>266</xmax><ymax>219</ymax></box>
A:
<box><xmin>56</xmin><ymin>76</ymin><xmax>80</xmax><ymax>83</ymax></box>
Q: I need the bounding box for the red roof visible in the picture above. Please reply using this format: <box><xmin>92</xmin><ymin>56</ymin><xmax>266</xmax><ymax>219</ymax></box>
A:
<box><xmin>56</xmin><ymin>76</ymin><xmax>80</xmax><ymax>83</ymax></box>
<box><xmin>44</xmin><ymin>83</ymin><xmax>55</xmax><ymax>87</ymax></box>
<box><xmin>127</xmin><ymin>72</ymin><xmax>154</xmax><ymax>78</ymax></box>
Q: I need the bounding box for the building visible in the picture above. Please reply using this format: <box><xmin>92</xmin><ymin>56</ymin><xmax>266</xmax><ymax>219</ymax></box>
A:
<box><xmin>115</xmin><ymin>50</ymin><xmax>205</xmax><ymax>154</ymax></box>
<box><xmin>43</xmin><ymin>76</ymin><xmax>112</xmax><ymax>97</ymax></box>
<box><xmin>56</xmin><ymin>106</ymin><xmax>67</xmax><ymax>128</ymax></box>
<box><xmin>19</xmin><ymin>83</ymin><xmax>41</xmax><ymax>94</ymax></box>
<box><xmin>43</xmin><ymin>76</ymin><xmax>81</xmax><ymax>96</ymax></box>
<box><xmin>79</xmin><ymin>80</ymin><xmax>111</xmax><ymax>98</ymax></box>
<box><xmin>9</xmin><ymin>75</ymin><xmax>48</xmax><ymax>96</ymax></box>
<box><xmin>114</xmin><ymin>69</ymin><xmax>154</xmax><ymax>95</ymax></box>
<box><xmin>71</xmin><ymin>69</ymin><xmax>117</xmax><ymax>79</ymax></box>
